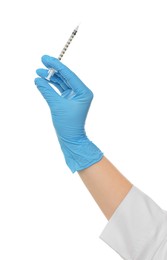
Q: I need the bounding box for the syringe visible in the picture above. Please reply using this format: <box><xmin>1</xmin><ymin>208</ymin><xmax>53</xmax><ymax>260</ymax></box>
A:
<box><xmin>45</xmin><ymin>25</ymin><xmax>79</xmax><ymax>80</ymax></box>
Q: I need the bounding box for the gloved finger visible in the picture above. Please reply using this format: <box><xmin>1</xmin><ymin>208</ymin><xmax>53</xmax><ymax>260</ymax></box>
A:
<box><xmin>42</xmin><ymin>55</ymin><xmax>88</xmax><ymax>94</ymax></box>
<box><xmin>34</xmin><ymin>77</ymin><xmax>61</xmax><ymax>107</ymax></box>
<box><xmin>36</xmin><ymin>68</ymin><xmax>65</xmax><ymax>93</ymax></box>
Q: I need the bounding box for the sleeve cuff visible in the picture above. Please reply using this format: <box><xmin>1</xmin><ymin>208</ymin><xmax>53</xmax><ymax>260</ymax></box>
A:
<box><xmin>99</xmin><ymin>186</ymin><xmax>167</xmax><ymax>260</ymax></box>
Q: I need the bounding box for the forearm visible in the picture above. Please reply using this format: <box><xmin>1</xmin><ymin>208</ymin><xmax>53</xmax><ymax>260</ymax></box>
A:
<box><xmin>78</xmin><ymin>156</ymin><xmax>133</xmax><ymax>220</ymax></box>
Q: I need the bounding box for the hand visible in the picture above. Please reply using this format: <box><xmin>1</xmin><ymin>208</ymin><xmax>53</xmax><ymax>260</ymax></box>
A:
<box><xmin>35</xmin><ymin>55</ymin><xmax>103</xmax><ymax>173</ymax></box>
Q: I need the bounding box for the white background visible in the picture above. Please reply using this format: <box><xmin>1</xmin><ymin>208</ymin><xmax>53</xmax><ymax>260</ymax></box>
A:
<box><xmin>0</xmin><ymin>0</ymin><xmax>167</xmax><ymax>259</ymax></box>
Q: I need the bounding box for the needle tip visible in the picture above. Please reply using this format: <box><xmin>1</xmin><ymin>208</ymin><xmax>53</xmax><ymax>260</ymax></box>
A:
<box><xmin>75</xmin><ymin>25</ymin><xmax>79</xmax><ymax>31</ymax></box>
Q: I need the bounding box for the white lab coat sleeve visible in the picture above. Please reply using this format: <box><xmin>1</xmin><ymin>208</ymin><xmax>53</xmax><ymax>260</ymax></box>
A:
<box><xmin>99</xmin><ymin>186</ymin><xmax>167</xmax><ymax>260</ymax></box>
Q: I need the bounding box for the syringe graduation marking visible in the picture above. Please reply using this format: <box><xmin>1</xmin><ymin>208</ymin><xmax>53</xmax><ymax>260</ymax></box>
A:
<box><xmin>58</xmin><ymin>26</ymin><xmax>78</xmax><ymax>60</ymax></box>
<box><xmin>45</xmin><ymin>26</ymin><xmax>79</xmax><ymax>80</ymax></box>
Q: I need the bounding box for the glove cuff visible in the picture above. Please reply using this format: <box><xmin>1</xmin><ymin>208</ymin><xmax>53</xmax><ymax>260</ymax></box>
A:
<box><xmin>58</xmin><ymin>137</ymin><xmax>103</xmax><ymax>173</ymax></box>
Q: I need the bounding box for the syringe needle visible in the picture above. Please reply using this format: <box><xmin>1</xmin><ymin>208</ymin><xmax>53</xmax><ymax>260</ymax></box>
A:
<box><xmin>46</xmin><ymin>25</ymin><xmax>79</xmax><ymax>81</ymax></box>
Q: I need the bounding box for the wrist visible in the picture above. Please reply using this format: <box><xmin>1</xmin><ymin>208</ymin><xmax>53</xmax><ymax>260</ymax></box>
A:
<box><xmin>58</xmin><ymin>136</ymin><xmax>103</xmax><ymax>173</ymax></box>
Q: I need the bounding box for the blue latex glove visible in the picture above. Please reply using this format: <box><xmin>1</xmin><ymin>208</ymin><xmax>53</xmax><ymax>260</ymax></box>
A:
<box><xmin>35</xmin><ymin>55</ymin><xmax>103</xmax><ymax>173</ymax></box>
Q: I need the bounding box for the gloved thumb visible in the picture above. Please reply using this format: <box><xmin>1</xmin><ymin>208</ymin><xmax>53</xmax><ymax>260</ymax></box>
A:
<box><xmin>35</xmin><ymin>77</ymin><xmax>61</xmax><ymax>107</ymax></box>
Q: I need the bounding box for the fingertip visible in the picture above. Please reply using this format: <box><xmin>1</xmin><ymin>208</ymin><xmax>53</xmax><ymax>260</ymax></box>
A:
<box><xmin>36</xmin><ymin>68</ymin><xmax>47</xmax><ymax>77</ymax></box>
<box><xmin>41</xmin><ymin>54</ymin><xmax>60</xmax><ymax>63</ymax></box>
<box><xmin>36</xmin><ymin>68</ymin><xmax>41</xmax><ymax>75</ymax></box>
<box><xmin>34</xmin><ymin>77</ymin><xmax>48</xmax><ymax>87</ymax></box>
<box><xmin>41</xmin><ymin>54</ymin><xmax>50</xmax><ymax>63</ymax></box>
<box><xmin>35</xmin><ymin>76</ymin><xmax>62</xmax><ymax>104</ymax></box>
<box><xmin>42</xmin><ymin>55</ymin><xmax>62</xmax><ymax>69</ymax></box>
<box><xmin>34</xmin><ymin>77</ymin><xmax>40</xmax><ymax>85</ymax></box>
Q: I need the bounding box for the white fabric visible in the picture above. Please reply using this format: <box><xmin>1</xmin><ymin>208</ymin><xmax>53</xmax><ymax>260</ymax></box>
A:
<box><xmin>100</xmin><ymin>186</ymin><xmax>167</xmax><ymax>259</ymax></box>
